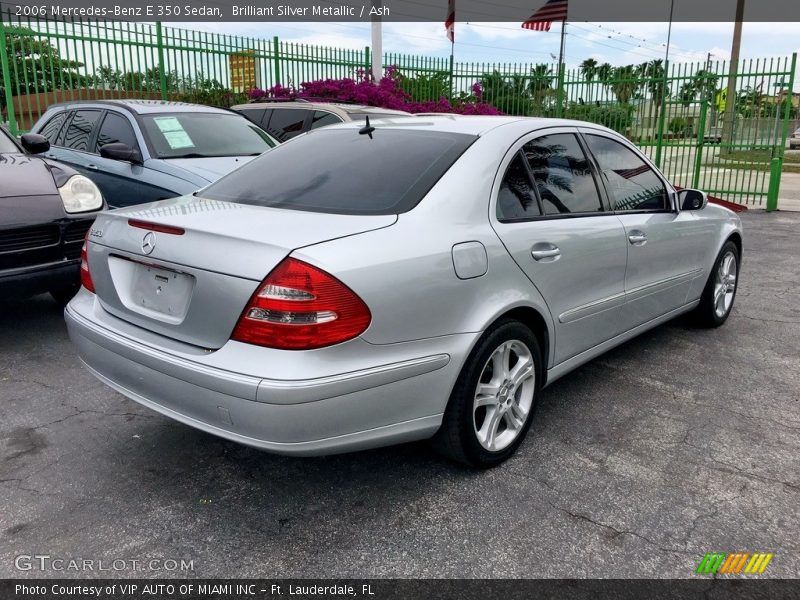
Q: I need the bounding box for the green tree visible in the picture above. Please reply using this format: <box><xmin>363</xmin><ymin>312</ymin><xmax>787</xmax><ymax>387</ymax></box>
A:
<box><xmin>610</xmin><ymin>65</ymin><xmax>638</xmax><ymax>104</ymax></box>
<box><xmin>580</xmin><ymin>58</ymin><xmax>598</xmax><ymax>103</ymax></box>
<box><xmin>0</xmin><ymin>27</ymin><xmax>86</xmax><ymax>96</ymax></box>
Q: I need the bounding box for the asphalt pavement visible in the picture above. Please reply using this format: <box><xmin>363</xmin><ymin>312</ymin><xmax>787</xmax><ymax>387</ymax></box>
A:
<box><xmin>1</xmin><ymin>210</ymin><xmax>798</xmax><ymax>579</ymax></box>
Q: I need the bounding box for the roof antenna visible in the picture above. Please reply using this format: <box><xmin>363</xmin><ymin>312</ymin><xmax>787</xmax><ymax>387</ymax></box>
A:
<box><xmin>359</xmin><ymin>115</ymin><xmax>376</xmax><ymax>139</ymax></box>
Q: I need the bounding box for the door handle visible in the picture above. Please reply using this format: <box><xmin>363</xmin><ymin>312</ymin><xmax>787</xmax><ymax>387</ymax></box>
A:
<box><xmin>628</xmin><ymin>231</ymin><xmax>647</xmax><ymax>245</ymax></box>
<box><xmin>531</xmin><ymin>245</ymin><xmax>561</xmax><ymax>261</ymax></box>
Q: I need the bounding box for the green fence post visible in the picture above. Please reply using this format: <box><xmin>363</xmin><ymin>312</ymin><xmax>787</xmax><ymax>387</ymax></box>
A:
<box><xmin>0</xmin><ymin>19</ymin><xmax>18</xmax><ymax>135</ymax></box>
<box><xmin>692</xmin><ymin>93</ymin><xmax>709</xmax><ymax>188</ymax></box>
<box><xmin>155</xmin><ymin>22</ymin><xmax>168</xmax><ymax>100</ymax></box>
<box><xmin>767</xmin><ymin>52</ymin><xmax>797</xmax><ymax>212</ymax></box>
<box><xmin>654</xmin><ymin>60</ymin><xmax>670</xmax><ymax>168</ymax></box>
<box><xmin>364</xmin><ymin>45</ymin><xmax>370</xmax><ymax>78</ymax></box>
<box><xmin>556</xmin><ymin>62</ymin><xmax>565</xmax><ymax>117</ymax></box>
<box><xmin>273</xmin><ymin>36</ymin><xmax>281</xmax><ymax>86</ymax></box>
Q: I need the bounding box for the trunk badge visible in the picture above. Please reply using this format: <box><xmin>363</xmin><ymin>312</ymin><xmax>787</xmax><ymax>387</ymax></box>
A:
<box><xmin>141</xmin><ymin>232</ymin><xmax>156</xmax><ymax>255</ymax></box>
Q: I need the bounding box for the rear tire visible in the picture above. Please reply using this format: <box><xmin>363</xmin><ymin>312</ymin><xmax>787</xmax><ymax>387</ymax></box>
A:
<box><xmin>433</xmin><ymin>319</ymin><xmax>542</xmax><ymax>468</ymax></box>
<box><xmin>693</xmin><ymin>240</ymin><xmax>739</xmax><ymax>328</ymax></box>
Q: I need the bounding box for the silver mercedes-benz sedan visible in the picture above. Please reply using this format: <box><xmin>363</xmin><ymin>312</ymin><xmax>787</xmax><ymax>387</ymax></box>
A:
<box><xmin>65</xmin><ymin>116</ymin><xmax>742</xmax><ymax>467</ymax></box>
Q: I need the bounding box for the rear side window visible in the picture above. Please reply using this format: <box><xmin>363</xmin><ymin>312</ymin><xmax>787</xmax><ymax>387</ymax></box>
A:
<box><xmin>584</xmin><ymin>134</ymin><xmax>668</xmax><ymax>212</ymax></box>
<box><xmin>201</xmin><ymin>129</ymin><xmax>476</xmax><ymax>215</ymax></box>
<box><xmin>62</xmin><ymin>110</ymin><xmax>101</xmax><ymax>151</ymax></box>
<box><xmin>497</xmin><ymin>153</ymin><xmax>541</xmax><ymax>221</ymax></box>
<box><xmin>266</xmin><ymin>109</ymin><xmax>309</xmax><ymax>141</ymax></box>
<box><xmin>522</xmin><ymin>134</ymin><xmax>603</xmax><ymax>215</ymax></box>
<box><xmin>96</xmin><ymin>112</ymin><xmax>139</xmax><ymax>153</ymax></box>
<box><xmin>39</xmin><ymin>112</ymin><xmax>68</xmax><ymax>143</ymax></box>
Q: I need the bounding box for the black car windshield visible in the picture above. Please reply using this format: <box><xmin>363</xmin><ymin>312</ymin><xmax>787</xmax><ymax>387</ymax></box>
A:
<box><xmin>0</xmin><ymin>129</ymin><xmax>19</xmax><ymax>153</ymax></box>
<box><xmin>199</xmin><ymin>128</ymin><xmax>476</xmax><ymax>215</ymax></box>
<box><xmin>141</xmin><ymin>113</ymin><xmax>276</xmax><ymax>159</ymax></box>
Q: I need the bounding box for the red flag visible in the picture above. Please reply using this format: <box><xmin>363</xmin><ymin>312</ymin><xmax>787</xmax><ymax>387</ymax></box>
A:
<box><xmin>522</xmin><ymin>0</ymin><xmax>568</xmax><ymax>31</ymax></box>
<box><xmin>445</xmin><ymin>0</ymin><xmax>455</xmax><ymax>43</ymax></box>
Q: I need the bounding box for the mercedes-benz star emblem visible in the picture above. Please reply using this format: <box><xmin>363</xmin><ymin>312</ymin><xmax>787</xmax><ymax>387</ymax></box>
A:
<box><xmin>141</xmin><ymin>232</ymin><xmax>156</xmax><ymax>255</ymax></box>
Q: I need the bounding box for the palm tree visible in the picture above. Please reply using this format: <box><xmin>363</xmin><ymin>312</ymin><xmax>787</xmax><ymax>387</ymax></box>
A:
<box><xmin>645</xmin><ymin>59</ymin><xmax>668</xmax><ymax>131</ymax></box>
<box><xmin>580</xmin><ymin>58</ymin><xmax>598</xmax><ymax>104</ymax></box>
<box><xmin>596</xmin><ymin>62</ymin><xmax>614</xmax><ymax>103</ymax></box>
<box><xmin>528</xmin><ymin>63</ymin><xmax>555</xmax><ymax>108</ymax></box>
<box><xmin>611</xmin><ymin>65</ymin><xmax>638</xmax><ymax>104</ymax></box>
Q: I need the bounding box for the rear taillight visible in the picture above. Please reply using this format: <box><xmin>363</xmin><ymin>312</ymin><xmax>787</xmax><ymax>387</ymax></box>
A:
<box><xmin>80</xmin><ymin>231</ymin><xmax>95</xmax><ymax>293</ymax></box>
<box><xmin>231</xmin><ymin>258</ymin><xmax>371</xmax><ymax>350</ymax></box>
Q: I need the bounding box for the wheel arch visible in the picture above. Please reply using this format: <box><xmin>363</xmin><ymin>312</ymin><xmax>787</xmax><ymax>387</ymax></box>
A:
<box><xmin>726</xmin><ymin>231</ymin><xmax>743</xmax><ymax>259</ymax></box>
<box><xmin>484</xmin><ymin>305</ymin><xmax>552</xmax><ymax>386</ymax></box>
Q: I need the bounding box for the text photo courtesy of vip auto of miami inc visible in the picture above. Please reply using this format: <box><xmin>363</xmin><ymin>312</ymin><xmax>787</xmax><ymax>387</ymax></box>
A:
<box><xmin>1</xmin><ymin>0</ymin><xmax>799</xmax><ymax>597</ymax></box>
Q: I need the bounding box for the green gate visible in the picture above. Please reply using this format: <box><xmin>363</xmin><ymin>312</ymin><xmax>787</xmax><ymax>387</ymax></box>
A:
<box><xmin>1</xmin><ymin>12</ymin><xmax>796</xmax><ymax>209</ymax></box>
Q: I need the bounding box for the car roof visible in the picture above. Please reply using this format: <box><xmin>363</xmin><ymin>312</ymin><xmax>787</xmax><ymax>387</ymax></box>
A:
<box><xmin>231</xmin><ymin>101</ymin><xmax>410</xmax><ymax>115</ymax></box>
<box><xmin>45</xmin><ymin>99</ymin><xmax>235</xmax><ymax>115</ymax></box>
<box><xmin>315</xmin><ymin>115</ymin><xmax>617</xmax><ymax>137</ymax></box>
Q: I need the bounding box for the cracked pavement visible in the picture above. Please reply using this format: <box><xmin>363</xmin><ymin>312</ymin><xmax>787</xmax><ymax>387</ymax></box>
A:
<box><xmin>0</xmin><ymin>210</ymin><xmax>798</xmax><ymax>579</ymax></box>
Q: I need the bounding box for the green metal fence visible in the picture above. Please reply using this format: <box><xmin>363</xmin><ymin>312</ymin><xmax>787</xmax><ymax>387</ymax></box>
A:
<box><xmin>1</xmin><ymin>12</ymin><xmax>797</xmax><ymax>208</ymax></box>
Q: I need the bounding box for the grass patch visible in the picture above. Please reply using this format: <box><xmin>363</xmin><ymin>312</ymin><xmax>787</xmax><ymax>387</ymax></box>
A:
<box><xmin>703</xmin><ymin>161</ymin><xmax>800</xmax><ymax>174</ymax></box>
<box><xmin>717</xmin><ymin>149</ymin><xmax>800</xmax><ymax>164</ymax></box>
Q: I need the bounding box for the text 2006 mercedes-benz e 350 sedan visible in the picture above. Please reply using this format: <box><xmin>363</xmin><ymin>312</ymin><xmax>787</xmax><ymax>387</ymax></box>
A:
<box><xmin>65</xmin><ymin>116</ymin><xmax>742</xmax><ymax>467</ymax></box>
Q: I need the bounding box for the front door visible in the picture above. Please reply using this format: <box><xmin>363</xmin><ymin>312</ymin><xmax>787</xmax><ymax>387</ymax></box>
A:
<box><xmin>491</xmin><ymin>130</ymin><xmax>628</xmax><ymax>365</ymax></box>
<box><xmin>581</xmin><ymin>130</ymin><xmax>709</xmax><ymax>328</ymax></box>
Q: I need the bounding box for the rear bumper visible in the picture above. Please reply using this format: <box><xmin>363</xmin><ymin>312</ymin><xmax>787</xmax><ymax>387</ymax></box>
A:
<box><xmin>65</xmin><ymin>293</ymin><xmax>475</xmax><ymax>455</ymax></box>
<box><xmin>0</xmin><ymin>260</ymin><xmax>79</xmax><ymax>297</ymax></box>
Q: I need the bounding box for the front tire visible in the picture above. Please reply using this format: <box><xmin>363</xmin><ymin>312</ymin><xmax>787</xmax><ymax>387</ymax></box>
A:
<box><xmin>433</xmin><ymin>319</ymin><xmax>542</xmax><ymax>468</ymax></box>
<box><xmin>694</xmin><ymin>240</ymin><xmax>739</xmax><ymax>327</ymax></box>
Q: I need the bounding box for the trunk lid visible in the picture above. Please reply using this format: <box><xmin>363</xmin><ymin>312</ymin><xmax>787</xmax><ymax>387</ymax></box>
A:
<box><xmin>87</xmin><ymin>196</ymin><xmax>396</xmax><ymax>349</ymax></box>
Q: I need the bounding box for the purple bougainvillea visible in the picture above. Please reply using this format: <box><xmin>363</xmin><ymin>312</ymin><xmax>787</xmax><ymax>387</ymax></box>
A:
<box><xmin>247</xmin><ymin>65</ymin><xmax>501</xmax><ymax>115</ymax></box>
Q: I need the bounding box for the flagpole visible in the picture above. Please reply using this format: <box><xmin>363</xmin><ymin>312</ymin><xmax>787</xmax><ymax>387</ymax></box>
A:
<box><xmin>556</xmin><ymin>20</ymin><xmax>567</xmax><ymax>116</ymax></box>
<box><xmin>449</xmin><ymin>39</ymin><xmax>455</xmax><ymax>98</ymax></box>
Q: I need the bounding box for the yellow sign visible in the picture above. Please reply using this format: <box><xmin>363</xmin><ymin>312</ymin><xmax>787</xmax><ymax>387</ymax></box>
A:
<box><xmin>229</xmin><ymin>51</ymin><xmax>257</xmax><ymax>92</ymax></box>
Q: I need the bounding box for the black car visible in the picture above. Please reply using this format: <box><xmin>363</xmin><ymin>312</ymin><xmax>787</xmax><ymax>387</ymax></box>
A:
<box><xmin>0</xmin><ymin>126</ymin><xmax>105</xmax><ymax>304</ymax></box>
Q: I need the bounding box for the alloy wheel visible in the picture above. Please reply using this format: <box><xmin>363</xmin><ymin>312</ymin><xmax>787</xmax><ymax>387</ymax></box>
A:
<box><xmin>472</xmin><ymin>340</ymin><xmax>536</xmax><ymax>452</ymax></box>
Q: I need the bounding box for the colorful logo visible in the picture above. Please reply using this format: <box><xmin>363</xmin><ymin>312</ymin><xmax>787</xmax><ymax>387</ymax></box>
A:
<box><xmin>696</xmin><ymin>552</ymin><xmax>773</xmax><ymax>574</ymax></box>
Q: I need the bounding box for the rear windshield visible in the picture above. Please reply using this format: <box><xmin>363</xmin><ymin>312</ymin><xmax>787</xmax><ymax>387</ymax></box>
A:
<box><xmin>199</xmin><ymin>128</ymin><xmax>476</xmax><ymax>215</ymax></box>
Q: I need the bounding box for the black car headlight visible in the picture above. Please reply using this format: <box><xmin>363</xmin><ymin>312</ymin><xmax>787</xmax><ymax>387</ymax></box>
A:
<box><xmin>58</xmin><ymin>175</ymin><xmax>103</xmax><ymax>213</ymax></box>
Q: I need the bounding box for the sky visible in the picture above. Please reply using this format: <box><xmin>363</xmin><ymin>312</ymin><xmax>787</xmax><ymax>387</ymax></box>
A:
<box><xmin>172</xmin><ymin>20</ymin><xmax>800</xmax><ymax>92</ymax></box>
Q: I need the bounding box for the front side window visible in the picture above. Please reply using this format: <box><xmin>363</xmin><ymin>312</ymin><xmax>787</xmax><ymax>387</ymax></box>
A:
<box><xmin>584</xmin><ymin>134</ymin><xmax>669</xmax><ymax>212</ymax></box>
<box><xmin>200</xmin><ymin>128</ymin><xmax>476</xmax><ymax>215</ymax></box>
<box><xmin>62</xmin><ymin>110</ymin><xmax>101</xmax><ymax>151</ymax></box>
<box><xmin>0</xmin><ymin>128</ymin><xmax>18</xmax><ymax>153</ymax></box>
<box><xmin>39</xmin><ymin>112</ymin><xmax>68</xmax><ymax>143</ymax></box>
<box><xmin>141</xmin><ymin>113</ymin><xmax>275</xmax><ymax>159</ymax></box>
<box><xmin>497</xmin><ymin>153</ymin><xmax>540</xmax><ymax>221</ymax></box>
<box><xmin>96</xmin><ymin>112</ymin><xmax>139</xmax><ymax>153</ymax></box>
<box><xmin>266</xmin><ymin>109</ymin><xmax>309</xmax><ymax>141</ymax></box>
<box><xmin>522</xmin><ymin>134</ymin><xmax>603</xmax><ymax>215</ymax></box>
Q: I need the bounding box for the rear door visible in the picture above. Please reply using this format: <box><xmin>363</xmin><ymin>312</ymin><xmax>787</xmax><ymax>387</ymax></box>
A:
<box><xmin>581</xmin><ymin>130</ymin><xmax>710</xmax><ymax>328</ymax></box>
<box><xmin>491</xmin><ymin>128</ymin><xmax>628</xmax><ymax>365</ymax></box>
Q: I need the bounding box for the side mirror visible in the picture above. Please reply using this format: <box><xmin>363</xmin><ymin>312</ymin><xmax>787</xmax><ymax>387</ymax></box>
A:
<box><xmin>678</xmin><ymin>188</ymin><xmax>708</xmax><ymax>211</ymax></box>
<box><xmin>20</xmin><ymin>133</ymin><xmax>50</xmax><ymax>154</ymax></box>
<box><xmin>99</xmin><ymin>142</ymin><xmax>142</xmax><ymax>164</ymax></box>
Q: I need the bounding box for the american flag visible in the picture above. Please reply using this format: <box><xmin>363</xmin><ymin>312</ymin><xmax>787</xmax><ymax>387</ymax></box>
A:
<box><xmin>522</xmin><ymin>0</ymin><xmax>568</xmax><ymax>31</ymax></box>
<box><xmin>615</xmin><ymin>164</ymin><xmax>651</xmax><ymax>180</ymax></box>
<box><xmin>445</xmin><ymin>0</ymin><xmax>455</xmax><ymax>43</ymax></box>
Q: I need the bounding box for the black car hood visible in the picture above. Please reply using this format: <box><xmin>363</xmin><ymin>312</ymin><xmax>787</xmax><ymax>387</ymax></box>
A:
<box><xmin>0</xmin><ymin>153</ymin><xmax>59</xmax><ymax>197</ymax></box>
